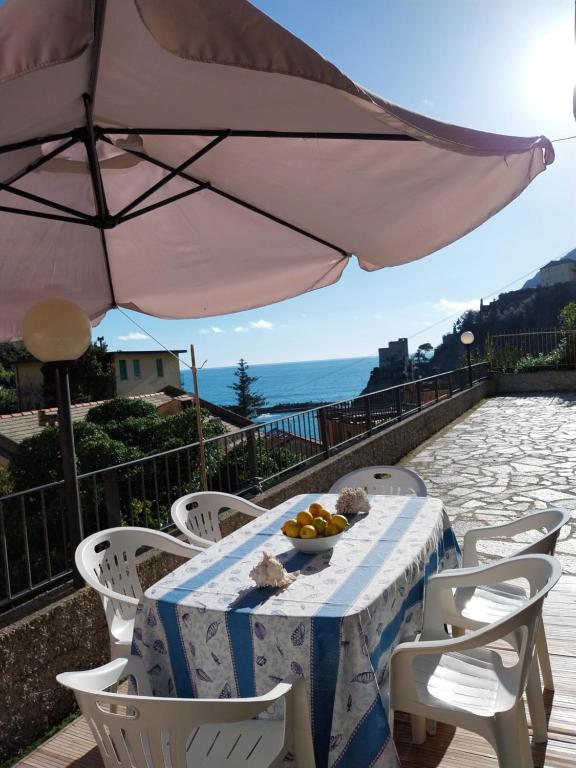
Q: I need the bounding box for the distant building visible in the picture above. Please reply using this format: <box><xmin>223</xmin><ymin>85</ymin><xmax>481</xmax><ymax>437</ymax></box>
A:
<box><xmin>15</xmin><ymin>349</ymin><xmax>185</xmax><ymax>410</ymax></box>
<box><xmin>540</xmin><ymin>259</ymin><xmax>576</xmax><ymax>288</ymax></box>
<box><xmin>378</xmin><ymin>338</ymin><xmax>409</xmax><ymax>368</ymax></box>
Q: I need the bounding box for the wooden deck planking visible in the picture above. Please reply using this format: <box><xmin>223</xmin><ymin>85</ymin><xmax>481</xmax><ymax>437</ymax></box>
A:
<box><xmin>16</xmin><ymin>576</ymin><xmax>576</xmax><ymax>768</ymax></box>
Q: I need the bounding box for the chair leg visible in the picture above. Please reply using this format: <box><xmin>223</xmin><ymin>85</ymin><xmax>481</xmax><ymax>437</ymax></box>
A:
<box><xmin>411</xmin><ymin>714</ymin><xmax>426</xmax><ymax>744</ymax></box>
<box><xmin>426</xmin><ymin>719</ymin><xmax>437</xmax><ymax>736</ymax></box>
<box><xmin>389</xmin><ymin>709</ymin><xmax>395</xmax><ymax>738</ymax></box>
<box><xmin>493</xmin><ymin>705</ymin><xmax>533</xmax><ymax>768</ymax></box>
<box><xmin>536</xmin><ymin>624</ymin><xmax>554</xmax><ymax>691</ymax></box>
<box><xmin>526</xmin><ymin>657</ymin><xmax>547</xmax><ymax>743</ymax></box>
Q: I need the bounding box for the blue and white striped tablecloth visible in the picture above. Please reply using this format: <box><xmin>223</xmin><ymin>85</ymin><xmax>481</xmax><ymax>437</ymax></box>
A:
<box><xmin>133</xmin><ymin>494</ymin><xmax>460</xmax><ymax>768</ymax></box>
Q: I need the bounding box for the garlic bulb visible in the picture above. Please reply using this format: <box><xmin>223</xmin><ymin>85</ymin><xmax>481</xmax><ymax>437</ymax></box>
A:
<box><xmin>249</xmin><ymin>551</ymin><xmax>299</xmax><ymax>588</ymax></box>
<box><xmin>335</xmin><ymin>487</ymin><xmax>371</xmax><ymax>515</ymax></box>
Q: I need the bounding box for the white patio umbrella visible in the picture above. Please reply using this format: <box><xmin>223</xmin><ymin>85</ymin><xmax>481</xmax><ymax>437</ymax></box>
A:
<box><xmin>0</xmin><ymin>0</ymin><xmax>554</xmax><ymax>342</ymax></box>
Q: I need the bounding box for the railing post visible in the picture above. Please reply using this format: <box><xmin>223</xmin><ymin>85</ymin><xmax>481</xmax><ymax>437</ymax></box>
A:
<box><xmin>364</xmin><ymin>396</ymin><xmax>373</xmax><ymax>435</ymax></box>
<box><xmin>103</xmin><ymin>470</ymin><xmax>122</xmax><ymax>528</ymax></box>
<box><xmin>434</xmin><ymin>376</ymin><xmax>439</xmax><ymax>403</ymax></box>
<box><xmin>395</xmin><ymin>386</ymin><xmax>403</xmax><ymax>421</ymax></box>
<box><xmin>318</xmin><ymin>407</ymin><xmax>330</xmax><ymax>458</ymax></box>
<box><xmin>416</xmin><ymin>380</ymin><xmax>422</xmax><ymax>411</ymax></box>
<box><xmin>246</xmin><ymin>431</ymin><xmax>260</xmax><ymax>491</ymax></box>
<box><xmin>447</xmin><ymin>372</ymin><xmax>453</xmax><ymax>398</ymax></box>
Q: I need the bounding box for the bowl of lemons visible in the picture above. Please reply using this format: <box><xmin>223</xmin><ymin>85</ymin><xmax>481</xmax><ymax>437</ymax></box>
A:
<box><xmin>281</xmin><ymin>502</ymin><xmax>349</xmax><ymax>552</ymax></box>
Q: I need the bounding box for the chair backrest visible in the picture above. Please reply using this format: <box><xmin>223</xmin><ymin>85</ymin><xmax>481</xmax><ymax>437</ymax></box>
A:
<box><xmin>516</xmin><ymin>507</ymin><xmax>571</xmax><ymax>557</ymax></box>
<box><xmin>171</xmin><ymin>492</ymin><xmax>266</xmax><ymax>543</ymax></box>
<box><xmin>57</xmin><ymin>657</ymin><xmax>310</xmax><ymax>768</ymax></box>
<box><xmin>328</xmin><ymin>465</ymin><xmax>427</xmax><ymax>496</ymax></box>
<box><xmin>425</xmin><ymin>554</ymin><xmax>562</xmax><ymax>702</ymax></box>
<box><xmin>76</xmin><ymin>527</ymin><xmax>200</xmax><ymax>629</ymax></box>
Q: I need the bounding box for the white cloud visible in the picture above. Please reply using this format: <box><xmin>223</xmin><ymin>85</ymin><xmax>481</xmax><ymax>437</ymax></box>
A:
<box><xmin>199</xmin><ymin>329</ymin><xmax>210</xmax><ymax>334</ymax></box>
<box><xmin>117</xmin><ymin>331</ymin><xmax>149</xmax><ymax>341</ymax></box>
<box><xmin>250</xmin><ymin>319</ymin><xmax>273</xmax><ymax>329</ymax></box>
<box><xmin>211</xmin><ymin>326</ymin><xmax>225</xmax><ymax>334</ymax></box>
<box><xmin>234</xmin><ymin>325</ymin><xmax>248</xmax><ymax>333</ymax></box>
<box><xmin>433</xmin><ymin>298</ymin><xmax>480</xmax><ymax>314</ymax></box>
<box><xmin>421</xmin><ymin>97</ymin><xmax>434</xmax><ymax>108</ymax></box>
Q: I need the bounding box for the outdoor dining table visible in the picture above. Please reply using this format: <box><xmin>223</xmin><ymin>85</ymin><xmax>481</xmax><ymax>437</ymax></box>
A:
<box><xmin>132</xmin><ymin>493</ymin><xmax>460</xmax><ymax>768</ymax></box>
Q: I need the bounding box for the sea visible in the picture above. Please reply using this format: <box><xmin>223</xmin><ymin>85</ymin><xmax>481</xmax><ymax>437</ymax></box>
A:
<box><xmin>180</xmin><ymin>356</ymin><xmax>378</xmax><ymax>423</ymax></box>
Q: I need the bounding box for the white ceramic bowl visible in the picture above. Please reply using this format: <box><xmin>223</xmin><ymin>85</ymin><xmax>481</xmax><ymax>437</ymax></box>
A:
<box><xmin>283</xmin><ymin>529</ymin><xmax>345</xmax><ymax>553</ymax></box>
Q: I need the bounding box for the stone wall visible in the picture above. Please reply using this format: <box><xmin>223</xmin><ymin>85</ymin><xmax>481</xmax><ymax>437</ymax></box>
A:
<box><xmin>0</xmin><ymin>380</ymin><xmax>490</xmax><ymax>762</ymax></box>
<box><xmin>493</xmin><ymin>370</ymin><xmax>576</xmax><ymax>394</ymax></box>
<box><xmin>0</xmin><ymin>549</ymin><xmax>186</xmax><ymax>763</ymax></box>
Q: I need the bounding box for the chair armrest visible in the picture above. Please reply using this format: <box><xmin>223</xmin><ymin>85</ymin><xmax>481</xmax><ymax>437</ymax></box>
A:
<box><xmin>463</xmin><ymin>517</ymin><xmax>544</xmax><ymax>566</ymax></box>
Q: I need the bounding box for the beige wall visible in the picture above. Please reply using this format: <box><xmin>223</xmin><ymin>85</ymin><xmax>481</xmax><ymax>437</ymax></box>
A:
<box><xmin>113</xmin><ymin>353</ymin><xmax>181</xmax><ymax>397</ymax></box>
<box><xmin>15</xmin><ymin>362</ymin><xmax>44</xmax><ymax>409</ymax></box>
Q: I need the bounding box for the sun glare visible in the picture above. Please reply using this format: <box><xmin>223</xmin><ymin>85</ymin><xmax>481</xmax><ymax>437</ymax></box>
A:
<box><xmin>525</xmin><ymin>22</ymin><xmax>576</xmax><ymax>123</ymax></box>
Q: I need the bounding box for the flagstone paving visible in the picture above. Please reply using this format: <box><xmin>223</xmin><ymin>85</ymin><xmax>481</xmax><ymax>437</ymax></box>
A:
<box><xmin>405</xmin><ymin>392</ymin><xmax>576</xmax><ymax>573</ymax></box>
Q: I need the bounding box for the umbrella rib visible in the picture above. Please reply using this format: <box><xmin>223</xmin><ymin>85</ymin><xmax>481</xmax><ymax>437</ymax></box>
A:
<box><xmin>0</xmin><ymin>131</ymin><xmax>77</xmax><ymax>156</ymax></box>
<box><xmin>100</xmin><ymin>136</ymin><xmax>349</xmax><ymax>257</ymax></box>
<box><xmin>118</xmin><ymin>183</ymin><xmax>210</xmax><ymax>223</ymax></box>
<box><xmin>0</xmin><ymin>182</ymin><xmax>93</xmax><ymax>221</ymax></box>
<box><xmin>114</xmin><ymin>133</ymin><xmax>229</xmax><ymax>219</ymax></box>
<box><xmin>0</xmin><ymin>204</ymin><xmax>94</xmax><ymax>226</ymax></box>
<box><xmin>100</xmin><ymin>127</ymin><xmax>419</xmax><ymax>142</ymax></box>
<box><xmin>2</xmin><ymin>137</ymin><xmax>79</xmax><ymax>186</ymax></box>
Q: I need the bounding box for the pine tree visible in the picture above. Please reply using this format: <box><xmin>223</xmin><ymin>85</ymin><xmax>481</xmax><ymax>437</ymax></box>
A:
<box><xmin>229</xmin><ymin>358</ymin><xmax>266</xmax><ymax>417</ymax></box>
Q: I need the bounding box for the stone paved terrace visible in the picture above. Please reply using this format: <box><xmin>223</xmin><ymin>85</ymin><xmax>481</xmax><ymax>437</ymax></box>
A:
<box><xmin>406</xmin><ymin>392</ymin><xmax>576</xmax><ymax>574</ymax></box>
<box><xmin>14</xmin><ymin>392</ymin><xmax>576</xmax><ymax>768</ymax></box>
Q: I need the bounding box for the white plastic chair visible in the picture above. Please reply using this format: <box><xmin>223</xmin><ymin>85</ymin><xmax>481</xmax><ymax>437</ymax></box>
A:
<box><xmin>76</xmin><ymin>527</ymin><xmax>204</xmax><ymax>660</ymax></box>
<box><xmin>171</xmin><ymin>491</ymin><xmax>267</xmax><ymax>545</ymax></box>
<box><xmin>328</xmin><ymin>465</ymin><xmax>428</xmax><ymax>496</ymax></box>
<box><xmin>457</xmin><ymin>509</ymin><xmax>569</xmax><ymax>680</ymax></box>
<box><xmin>57</xmin><ymin>656</ymin><xmax>316</xmax><ymax>768</ymax></box>
<box><xmin>390</xmin><ymin>554</ymin><xmax>561</xmax><ymax>767</ymax></box>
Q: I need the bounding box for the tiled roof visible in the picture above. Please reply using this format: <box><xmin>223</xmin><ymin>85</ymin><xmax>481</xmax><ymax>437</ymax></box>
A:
<box><xmin>0</xmin><ymin>393</ymin><xmax>173</xmax><ymax>454</ymax></box>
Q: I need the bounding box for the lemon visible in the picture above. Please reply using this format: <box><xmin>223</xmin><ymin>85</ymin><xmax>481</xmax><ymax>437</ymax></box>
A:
<box><xmin>283</xmin><ymin>520</ymin><xmax>301</xmax><ymax>538</ymax></box>
<box><xmin>318</xmin><ymin>508</ymin><xmax>332</xmax><ymax>523</ymax></box>
<box><xmin>325</xmin><ymin>523</ymin><xmax>340</xmax><ymax>536</ymax></box>
<box><xmin>296</xmin><ymin>510</ymin><xmax>314</xmax><ymax>527</ymax></box>
<box><xmin>300</xmin><ymin>524</ymin><xmax>317</xmax><ymax>539</ymax></box>
<box><xmin>312</xmin><ymin>516</ymin><xmax>327</xmax><ymax>535</ymax></box>
<box><xmin>308</xmin><ymin>502</ymin><xmax>324</xmax><ymax>515</ymax></box>
<box><xmin>331</xmin><ymin>514</ymin><xmax>348</xmax><ymax>532</ymax></box>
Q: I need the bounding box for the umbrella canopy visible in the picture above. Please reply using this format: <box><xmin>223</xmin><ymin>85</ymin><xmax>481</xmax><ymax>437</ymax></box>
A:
<box><xmin>0</xmin><ymin>0</ymin><xmax>554</xmax><ymax>341</ymax></box>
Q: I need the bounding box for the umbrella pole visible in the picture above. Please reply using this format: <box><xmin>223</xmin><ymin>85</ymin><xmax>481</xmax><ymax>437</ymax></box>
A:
<box><xmin>55</xmin><ymin>363</ymin><xmax>84</xmax><ymax>586</ymax></box>
<box><xmin>190</xmin><ymin>345</ymin><xmax>208</xmax><ymax>491</ymax></box>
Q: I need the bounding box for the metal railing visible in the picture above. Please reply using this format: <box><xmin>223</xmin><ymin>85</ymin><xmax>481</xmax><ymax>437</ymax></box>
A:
<box><xmin>487</xmin><ymin>330</ymin><xmax>576</xmax><ymax>372</ymax></box>
<box><xmin>0</xmin><ymin>362</ymin><xmax>488</xmax><ymax>613</ymax></box>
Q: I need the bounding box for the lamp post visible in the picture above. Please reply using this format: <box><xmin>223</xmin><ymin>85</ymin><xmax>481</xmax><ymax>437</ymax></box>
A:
<box><xmin>21</xmin><ymin>299</ymin><xmax>92</xmax><ymax>586</ymax></box>
<box><xmin>460</xmin><ymin>330</ymin><xmax>475</xmax><ymax>388</ymax></box>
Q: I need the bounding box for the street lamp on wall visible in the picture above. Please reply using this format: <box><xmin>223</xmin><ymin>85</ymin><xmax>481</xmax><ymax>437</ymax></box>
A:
<box><xmin>460</xmin><ymin>330</ymin><xmax>475</xmax><ymax>388</ymax></box>
<box><xmin>21</xmin><ymin>299</ymin><xmax>91</xmax><ymax>584</ymax></box>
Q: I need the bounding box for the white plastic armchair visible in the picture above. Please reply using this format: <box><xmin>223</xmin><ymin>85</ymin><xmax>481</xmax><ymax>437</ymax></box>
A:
<box><xmin>76</xmin><ymin>527</ymin><xmax>204</xmax><ymax>660</ymax></box>
<box><xmin>390</xmin><ymin>555</ymin><xmax>561</xmax><ymax>768</ymax></box>
<box><xmin>171</xmin><ymin>491</ymin><xmax>267</xmax><ymax>545</ymax></box>
<box><xmin>328</xmin><ymin>465</ymin><xmax>427</xmax><ymax>496</ymax></box>
<box><xmin>456</xmin><ymin>507</ymin><xmax>570</xmax><ymax>708</ymax></box>
<box><xmin>57</xmin><ymin>656</ymin><xmax>316</xmax><ymax>768</ymax></box>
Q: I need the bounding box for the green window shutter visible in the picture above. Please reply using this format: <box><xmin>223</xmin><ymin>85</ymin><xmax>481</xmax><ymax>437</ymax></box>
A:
<box><xmin>133</xmin><ymin>359</ymin><xmax>141</xmax><ymax>378</ymax></box>
<box><xmin>119</xmin><ymin>360</ymin><xmax>127</xmax><ymax>380</ymax></box>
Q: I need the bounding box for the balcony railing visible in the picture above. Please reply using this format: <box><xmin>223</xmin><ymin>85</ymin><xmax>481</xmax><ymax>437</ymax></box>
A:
<box><xmin>487</xmin><ymin>329</ymin><xmax>576</xmax><ymax>372</ymax></box>
<box><xmin>0</xmin><ymin>362</ymin><xmax>488</xmax><ymax>613</ymax></box>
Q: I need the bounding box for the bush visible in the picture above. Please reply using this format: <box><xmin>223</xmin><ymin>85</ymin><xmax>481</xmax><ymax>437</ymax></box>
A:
<box><xmin>86</xmin><ymin>398</ymin><xmax>157</xmax><ymax>425</ymax></box>
<box><xmin>0</xmin><ymin>465</ymin><xmax>13</xmax><ymax>496</ymax></box>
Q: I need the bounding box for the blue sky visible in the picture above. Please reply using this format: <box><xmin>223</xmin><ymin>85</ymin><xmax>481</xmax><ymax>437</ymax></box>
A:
<box><xmin>97</xmin><ymin>0</ymin><xmax>576</xmax><ymax>368</ymax></box>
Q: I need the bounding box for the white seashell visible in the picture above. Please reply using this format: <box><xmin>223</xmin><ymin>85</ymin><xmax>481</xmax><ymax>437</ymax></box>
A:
<box><xmin>249</xmin><ymin>552</ymin><xmax>299</xmax><ymax>588</ymax></box>
<box><xmin>335</xmin><ymin>487</ymin><xmax>371</xmax><ymax>515</ymax></box>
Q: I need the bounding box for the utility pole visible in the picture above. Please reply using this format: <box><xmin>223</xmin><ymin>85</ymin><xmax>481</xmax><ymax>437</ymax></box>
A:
<box><xmin>190</xmin><ymin>344</ymin><xmax>208</xmax><ymax>491</ymax></box>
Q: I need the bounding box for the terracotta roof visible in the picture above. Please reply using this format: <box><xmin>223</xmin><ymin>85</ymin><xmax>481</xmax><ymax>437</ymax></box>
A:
<box><xmin>0</xmin><ymin>393</ymin><xmax>173</xmax><ymax>455</ymax></box>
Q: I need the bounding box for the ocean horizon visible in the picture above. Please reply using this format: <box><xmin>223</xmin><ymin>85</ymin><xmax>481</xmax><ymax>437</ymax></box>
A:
<box><xmin>180</xmin><ymin>356</ymin><xmax>379</xmax><ymax>410</ymax></box>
